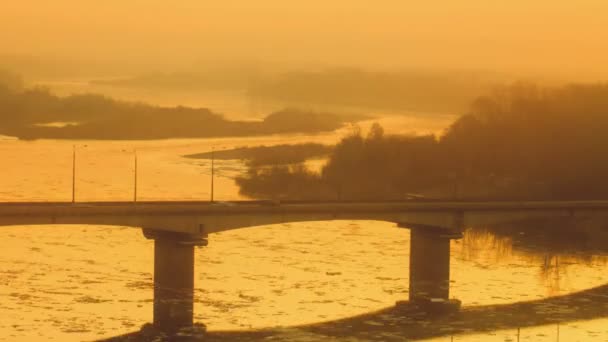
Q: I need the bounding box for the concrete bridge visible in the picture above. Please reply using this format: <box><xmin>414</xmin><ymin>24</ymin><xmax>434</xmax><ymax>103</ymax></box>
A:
<box><xmin>2</xmin><ymin>200</ymin><xmax>608</xmax><ymax>337</ymax></box>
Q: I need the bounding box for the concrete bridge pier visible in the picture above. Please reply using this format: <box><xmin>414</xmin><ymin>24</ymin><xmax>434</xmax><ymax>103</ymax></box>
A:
<box><xmin>142</xmin><ymin>229</ymin><xmax>208</xmax><ymax>337</ymax></box>
<box><xmin>398</xmin><ymin>224</ymin><xmax>462</xmax><ymax>313</ymax></box>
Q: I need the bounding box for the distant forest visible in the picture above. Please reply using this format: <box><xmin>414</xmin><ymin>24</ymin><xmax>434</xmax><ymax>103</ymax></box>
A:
<box><xmin>250</xmin><ymin>68</ymin><xmax>493</xmax><ymax>114</ymax></box>
<box><xmin>92</xmin><ymin>68</ymin><xmax>495</xmax><ymax>114</ymax></box>
<box><xmin>0</xmin><ymin>70</ymin><xmax>361</xmax><ymax>140</ymax></box>
<box><xmin>236</xmin><ymin>83</ymin><xmax>608</xmax><ymax>200</ymax></box>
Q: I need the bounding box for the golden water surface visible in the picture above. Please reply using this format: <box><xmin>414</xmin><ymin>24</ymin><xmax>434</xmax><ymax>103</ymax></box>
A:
<box><xmin>0</xmin><ymin>114</ymin><xmax>607</xmax><ymax>341</ymax></box>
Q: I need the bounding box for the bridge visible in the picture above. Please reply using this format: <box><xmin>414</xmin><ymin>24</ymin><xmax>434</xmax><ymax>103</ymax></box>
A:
<box><xmin>2</xmin><ymin>200</ymin><xmax>608</xmax><ymax>337</ymax></box>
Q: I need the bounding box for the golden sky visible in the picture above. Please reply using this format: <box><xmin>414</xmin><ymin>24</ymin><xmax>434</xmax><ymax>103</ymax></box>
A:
<box><xmin>2</xmin><ymin>1</ymin><xmax>607</xmax><ymax>76</ymax></box>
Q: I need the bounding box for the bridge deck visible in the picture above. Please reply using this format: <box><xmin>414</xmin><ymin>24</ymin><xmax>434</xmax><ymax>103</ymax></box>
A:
<box><xmin>2</xmin><ymin>200</ymin><xmax>608</xmax><ymax>234</ymax></box>
<box><xmin>1</xmin><ymin>200</ymin><xmax>608</xmax><ymax>213</ymax></box>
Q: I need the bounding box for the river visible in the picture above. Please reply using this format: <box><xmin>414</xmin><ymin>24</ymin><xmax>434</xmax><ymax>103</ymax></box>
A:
<box><xmin>1</xmin><ymin>86</ymin><xmax>607</xmax><ymax>341</ymax></box>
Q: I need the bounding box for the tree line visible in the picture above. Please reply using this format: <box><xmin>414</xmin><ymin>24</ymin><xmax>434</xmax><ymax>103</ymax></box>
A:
<box><xmin>237</xmin><ymin>83</ymin><xmax>608</xmax><ymax>200</ymax></box>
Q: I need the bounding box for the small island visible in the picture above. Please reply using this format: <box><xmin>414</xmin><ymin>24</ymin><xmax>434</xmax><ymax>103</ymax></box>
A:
<box><xmin>184</xmin><ymin>143</ymin><xmax>332</xmax><ymax>166</ymax></box>
<box><xmin>0</xmin><ymin>72</ymin><xmax>366</xmax><ymax>140</ymax></box>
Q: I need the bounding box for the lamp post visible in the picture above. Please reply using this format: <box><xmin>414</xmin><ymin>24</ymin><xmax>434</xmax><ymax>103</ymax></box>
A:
<box><xmin>210</xmin><ymin>148</ymin><xmax>215</xmax><ymax>203</ymax></box>
<box><xmin>134</xmin><ymin>149</ymin><xmax>138</xmax><ymax>203</ymax></box>
<box><xmin>72</xmin><ymin>145</ymin><xmax>76</xmax><ymax>203</ymax></box>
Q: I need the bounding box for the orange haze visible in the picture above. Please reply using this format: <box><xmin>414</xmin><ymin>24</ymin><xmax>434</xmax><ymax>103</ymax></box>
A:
<box><xmin>1</xmin><ymin>1</ymin><xmax>607</xmax><ymax>79</ymax></box>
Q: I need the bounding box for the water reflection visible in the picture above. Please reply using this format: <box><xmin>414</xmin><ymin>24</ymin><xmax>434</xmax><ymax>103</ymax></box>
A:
<box><xmin>460</xmin><ymin>221</ymin><xmax>608</xmax><ymax>299</ymax></box>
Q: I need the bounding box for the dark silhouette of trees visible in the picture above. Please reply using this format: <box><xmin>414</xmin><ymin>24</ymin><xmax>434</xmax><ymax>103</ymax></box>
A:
<box><xmin>237</xmin><ymin>83</ymin><xmax>608</xmax><ymax>200</ymax></box>
<box><xmin>236</xmin><ymin>164</ymin><xmax>332</xmax><ymax>200</ymax></box>
<box><xmin>0</xmin><ymin>78</ymin><xmax>358</xmax><ymax>140</ymax></box>
<box><xmin>441</xmin><ymin>82</ymin><xmax>608</xmax><ymax>199</ymax></box>
<box><xmin>237</xmin><ymin>123</ymin><xmax>445</xmax><ymax>200</ymax></box>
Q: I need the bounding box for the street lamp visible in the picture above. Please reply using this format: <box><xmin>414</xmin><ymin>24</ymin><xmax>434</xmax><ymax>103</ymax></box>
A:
<box><xmin>210</xmin><ymin>148</ymin><xmax>215</xmax><ymax>203</ymax></box>
<box><xmin>72</xmin><ymin>145</ymin><xmax>76</xmax><ymax>203</ymax></box>
<box><xmin>134</xmin><ymin>149</ymin><xmax>138</xmax><ymax>203</ymax></box>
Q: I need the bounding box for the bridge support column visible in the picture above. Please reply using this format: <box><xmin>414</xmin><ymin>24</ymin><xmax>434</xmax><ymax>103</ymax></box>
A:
<box><xmin>142</xmin><ymin>229</ymin><xmax>207</xmax><ymax>337</ymax></box>
<box><xmin>398</xmin><ymin>224</ymin><xmax>462</xmax><ymax>313</ymax></box>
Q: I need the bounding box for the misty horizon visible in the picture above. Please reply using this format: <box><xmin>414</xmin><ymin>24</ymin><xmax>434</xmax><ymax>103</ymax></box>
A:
<box><xmin>2</xmin><ymin>1</ymin><xmax>608</xmax><ymax>81</ymax></box>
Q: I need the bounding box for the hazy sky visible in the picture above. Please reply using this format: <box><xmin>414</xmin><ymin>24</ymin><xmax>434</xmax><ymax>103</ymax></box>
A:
<box><xmin>2</xmin><ymin>1</ymin><xmax>608</xmax><ymax>77</ymax></box>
